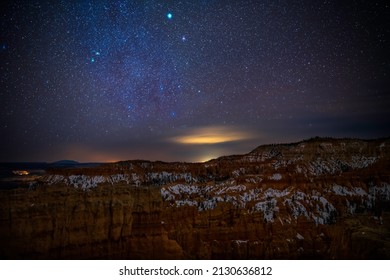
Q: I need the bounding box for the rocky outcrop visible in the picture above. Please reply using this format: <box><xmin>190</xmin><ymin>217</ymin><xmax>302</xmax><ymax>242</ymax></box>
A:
<box><xmin>0</xmin><ymin>137</ymin><xmax>389</xmax><ymax>259</ymax></box>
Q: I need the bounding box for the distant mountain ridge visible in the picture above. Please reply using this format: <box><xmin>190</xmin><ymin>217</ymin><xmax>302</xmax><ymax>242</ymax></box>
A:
<box><xmin>48</xmin><ymin>160</ymin><xmax>80</xmax><ymax>167</ymax></box>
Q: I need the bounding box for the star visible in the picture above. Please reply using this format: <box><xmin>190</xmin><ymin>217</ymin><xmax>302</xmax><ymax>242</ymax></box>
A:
<box><xmin>167</xmin><ymin>12</ymin><xmax>173</xmax><ymax>20</ymax></box>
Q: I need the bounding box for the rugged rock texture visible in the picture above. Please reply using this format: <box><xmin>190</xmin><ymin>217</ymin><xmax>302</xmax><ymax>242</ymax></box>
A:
<box><xmin>0</xmin><ymin>137</ymin><xmax>389</xmax><ymax>259</ymax></box>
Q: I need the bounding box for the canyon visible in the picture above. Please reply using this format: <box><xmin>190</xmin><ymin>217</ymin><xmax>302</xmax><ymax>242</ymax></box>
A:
<box><xmin>0</xmin><ymin>137</ymin><xmax>389</xmax><ymax>259</ymax></box>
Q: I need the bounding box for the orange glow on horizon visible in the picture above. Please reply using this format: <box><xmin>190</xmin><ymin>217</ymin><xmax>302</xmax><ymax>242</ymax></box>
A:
<box><xmin>171</xmin><ymin>126</ymin><xmax>253</xmax><ymax>145</ymax></box>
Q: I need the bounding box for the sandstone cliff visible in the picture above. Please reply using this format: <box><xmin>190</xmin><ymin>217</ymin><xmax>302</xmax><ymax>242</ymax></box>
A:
<box><xmin>0</xmin><ymin>137</ymin><xmax>389</xmax><ymax>259</ymax></box>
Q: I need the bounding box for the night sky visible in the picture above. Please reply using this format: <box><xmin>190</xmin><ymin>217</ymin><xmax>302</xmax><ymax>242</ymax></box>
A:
<box><xmin>1</xmin><ymin>0</ymin><xmax>389</xmax><ymax>163</ymax></box>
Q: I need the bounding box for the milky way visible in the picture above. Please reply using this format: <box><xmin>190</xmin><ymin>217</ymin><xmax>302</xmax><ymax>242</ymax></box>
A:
<box><xmin>1</xmin><ymin>0</ymin><xmax>389</xmax><ymax>162</ymax></box>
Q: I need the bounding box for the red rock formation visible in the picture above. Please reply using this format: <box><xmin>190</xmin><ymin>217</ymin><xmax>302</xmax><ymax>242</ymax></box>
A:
<box><xmin>0</xmin><ymin>137</ymin><xmax>389</xmax><ymax>259</ymax></box>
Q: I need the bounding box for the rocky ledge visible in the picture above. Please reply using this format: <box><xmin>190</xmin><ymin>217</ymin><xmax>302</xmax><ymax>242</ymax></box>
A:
<box><xmin>0</xmin><ymin>137</ymin><xmax>389</xmax><ymax>259</ymax></box>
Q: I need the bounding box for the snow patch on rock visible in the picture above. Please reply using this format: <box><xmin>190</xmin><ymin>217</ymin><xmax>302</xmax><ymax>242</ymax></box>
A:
<box><xmin>43</xmin><ymin>174</ymin><xmax>134</xmax><ymax>190</ymax></box>
<box><xmin>269</xmin><ymin>173</ymin><xmax>282</xmax><ymax>181</ymax></box>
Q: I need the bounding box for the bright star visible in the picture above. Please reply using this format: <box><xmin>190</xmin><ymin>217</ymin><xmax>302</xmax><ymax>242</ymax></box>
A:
<box><xmin>167</xmin><ymin>12</ymin><xmax>173</xmax><ymax>19</ymax></box>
